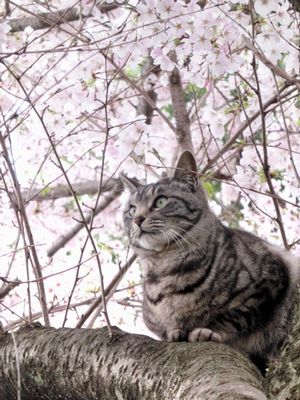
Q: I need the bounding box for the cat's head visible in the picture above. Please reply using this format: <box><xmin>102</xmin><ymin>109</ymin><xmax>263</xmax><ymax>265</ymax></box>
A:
<box><xmin>121</xmin><ymin>151</ymin><xmax>209</xmax><ymax>257</ymax></box>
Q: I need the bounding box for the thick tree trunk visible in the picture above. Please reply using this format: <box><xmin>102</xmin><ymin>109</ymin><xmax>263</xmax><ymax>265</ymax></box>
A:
<box><xmin>266</xmin><ymin>289</ymin><xmax>300</xmax><ymax>399</ymax></box>
<box><xmin>0</xmin><ymin>324</ymin><xmax>267</xmax><ymax>400</ymax></box>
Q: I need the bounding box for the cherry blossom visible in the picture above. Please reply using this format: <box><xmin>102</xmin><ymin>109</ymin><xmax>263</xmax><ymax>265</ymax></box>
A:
<box><xmin>255</xmin><ymin>0</ymin><xmax>281</xmax><ymax>17</ymax></box>
<box><xmin>256</xmin><ymin>31</ymin><xmax>287</xmax><ymax>63</ymax></box>
<box><xmin>190</xmin><ymin>29</ymin><xmax>213</xmax><ymax>54</ymax></box>
<box><xmin>151</xmin><ymin>47</ymin><xmax>175</xmax><ymax>71</ymax></box>
<box><xmin>156</xmin><ymin>0</ymin><xmax>183</xmax><ymax>19</ymax></box>
<box><xmin>136</xmin><ymin>0</ymin><xmax>157</xmax><ymax>23</ymax></box>
<box><xmin>0</xmin><ymin>21</ymin><xmax>10</xmax><ymax>50</ymax></box>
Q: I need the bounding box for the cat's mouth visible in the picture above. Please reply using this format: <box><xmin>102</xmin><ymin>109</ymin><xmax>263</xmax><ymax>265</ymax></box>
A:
<box><xmin>138</xmin><ymin>228</ymin><xmax>161</xmax><ymax>237</ymax></box>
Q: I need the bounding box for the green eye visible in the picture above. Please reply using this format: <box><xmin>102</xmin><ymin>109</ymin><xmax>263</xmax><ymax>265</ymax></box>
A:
<box><xmin>129</xmin><ymin>206</ymin><xmax>136</xmax><ymax>217</ymax></box>
<box><xmin>154</xmin><ymin>196</ymin><xmax>168</xmax><ymax>209</ymax></box>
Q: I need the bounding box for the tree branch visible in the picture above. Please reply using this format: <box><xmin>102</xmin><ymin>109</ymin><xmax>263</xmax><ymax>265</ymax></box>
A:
<box><xmin>136</xmin><ymin>57</ymin><xmax>160</xmax><ymax>125</ymax></box>
<box><xmin>0</xmin><ymin>325</ymin><xmax>267</xmax><ymax>400</ymax></box>
<box><xmin>266</xmin><ymin>290</ymin><xmax>300</xmax><ymax>398</ymax></box>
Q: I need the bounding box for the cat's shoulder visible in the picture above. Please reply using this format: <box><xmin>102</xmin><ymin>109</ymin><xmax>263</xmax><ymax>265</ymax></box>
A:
<box><xmin>223</xmin><ymin>225</ymin><xmax>266</xmax><ymax>247</ymax></box>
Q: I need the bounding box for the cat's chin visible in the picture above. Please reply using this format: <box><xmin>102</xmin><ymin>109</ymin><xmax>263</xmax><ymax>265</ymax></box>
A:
<box><xmin>133</xmin><ymin>246</ymin><xmax>161</xmax><ymax>258</ymax></box>
<box><xmin>132</xmin><ymin>236</ymin><xmax>166</xmax><ymax>257</ymax></box>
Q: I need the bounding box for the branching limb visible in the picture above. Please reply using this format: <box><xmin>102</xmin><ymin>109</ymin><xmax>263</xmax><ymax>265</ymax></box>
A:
<box><xmin>0</xmin><ymin>280</ymin><xmax>20</xmax><ymax>301</ymax></box>
<box><xmin>201</xmin><ymin>82</ymin><xmax>297</xmax><ymax>174</ymax></box>
<box><xmin>15</xmin><ymin>178</ymin><xmax>120</xmax><ymax>204</ymax></box>
<box><xmin>242</xmin><ymin>36</ymin><xmax>300</xmax><ymax>90</ymax></box>
<box><xmin>6</xmin><ymin>3</ymin><xmax>121</xmax><ymax>33</ymax></box>
<box><xmin>169</xmin><ymin>65</ymin><xmax>194</xmax><ymax>154</ymax></box>
<box><xmin>1</xmin><ymin>59</ymin><xmax>116</xmax><ymax>333</ymax></box>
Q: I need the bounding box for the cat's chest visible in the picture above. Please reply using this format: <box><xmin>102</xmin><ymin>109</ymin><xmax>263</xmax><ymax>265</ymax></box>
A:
<box><xmin>143</xmin><ymin>270</ymin><xmax>213</xmax><ymax>321</ymax></box>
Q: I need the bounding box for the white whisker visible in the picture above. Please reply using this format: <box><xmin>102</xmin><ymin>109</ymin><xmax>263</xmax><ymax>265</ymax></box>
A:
<box><xmin>165</xmin><ymin>229</ymin><xmax>186</xmax><ymax>259</ymax></box>
<box><xmin>167</xmin><ymin>227</ymin><xmax>201</xmax><ymax>259</ymax></box>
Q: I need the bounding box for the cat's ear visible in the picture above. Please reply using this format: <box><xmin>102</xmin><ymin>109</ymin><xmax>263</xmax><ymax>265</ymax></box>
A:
<box><xmin>173</xmin><ymin>151</ymin><xmax>199</xmax><ymax>190</ymax></box>
<box><xmin>120</xmin><ymin>173</ymin><xmax>143</xmax><ymax>193</ymax></box>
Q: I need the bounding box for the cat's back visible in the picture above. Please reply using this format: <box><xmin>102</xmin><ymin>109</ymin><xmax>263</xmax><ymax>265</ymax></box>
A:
<box><xmin>226</xmin><ymin>226</ymin><xmax>297</xmax><ymax>310</ymax></box>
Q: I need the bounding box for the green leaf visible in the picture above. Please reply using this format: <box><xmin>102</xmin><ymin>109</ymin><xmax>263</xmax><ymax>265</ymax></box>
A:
<box><xmin>258</xmin><ymin>168</ymin><xmax>285</xmax><ymax>182</ymax></box>
<box><xmin>184</xmin><ymin>83</ymin><xmax>207</xmax><ymax>102</ymax></box>
<box><xmin>85</xmin><ymin>78</ymin><xmax>96</xmax><ymax>88</ymax></box>
<box><xmin>124</xmin><ymin>66</ymin><xmax>141</xmax><ymax>80</ymax></box>
<box><xmin>97</xmin><ymin>242</ymin><xmax>111</xmax><ymax>251</ymax></box>
<box><xmin>270</xmin><ymin>169</ymin><xmax>285</xmax><ymax>181</ymax></box>
<box><xmin>258</xmin><ymin>168</ymin><xmax>267</xmax><ymax>183</ymax></box>
<box><xmin>162</xmin><ymin>104</ymin><xmax>174</xmax><ymax>119</ymax></box>
<box><xmin>202</xmin><ymin>180</ymin><xmax>221</xmax><ymax>200</ymax></box>
<box><xmin>40</xmin><ymin>186</ymin><xmax>51</xmax><ymax>197</ymax></box>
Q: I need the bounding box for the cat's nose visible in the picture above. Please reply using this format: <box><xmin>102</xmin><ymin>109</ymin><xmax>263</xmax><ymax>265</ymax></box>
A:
<box><xmin>134</xmin><ymin>215</ymin><xmax>145</xmax><ymax>226</ymax></box>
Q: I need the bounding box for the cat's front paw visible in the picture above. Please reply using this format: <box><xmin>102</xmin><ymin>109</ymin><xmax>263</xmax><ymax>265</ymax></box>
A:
<box><xmin>188</xmin><ymin>328</ymin><xmax>224</xmax><ymax>343</ymax></box>
<box><xmin>166</xmin><ymin>329</ymin><xmax>186</xmax><ymax>342</ymax></box>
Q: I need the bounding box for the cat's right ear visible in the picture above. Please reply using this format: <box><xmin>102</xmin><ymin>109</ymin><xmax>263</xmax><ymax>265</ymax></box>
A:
<box><xmin>173</xmin><ymin>151</ymin><xmax>199</xmax><ymax>189</ymax></box>
<box><xmin>120</xmin><ymin>173</ymin><xmax>143</xmax><ymax>194</ymax></box>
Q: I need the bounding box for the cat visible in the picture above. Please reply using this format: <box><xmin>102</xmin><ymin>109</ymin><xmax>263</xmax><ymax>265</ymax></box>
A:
<box><xmin>121</xmin><ymin>151</ymin><xmax>298</xmax><ymax>374</ymax></box>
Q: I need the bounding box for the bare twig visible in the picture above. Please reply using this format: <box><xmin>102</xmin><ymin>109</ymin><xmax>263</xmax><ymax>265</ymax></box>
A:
<box><xmin>76</xmin><ymin>254</ymin><xmax>137</xmax><ymax>328</ymax></box>
<box><xmin>272</xmin><ymin>73</ymin><xmax>300</xmax><ymax>187</ymax></box>
<box><xmin>0</xmin><ymin>133</ymin><xmax>50</xmax><ymax>327</ymax></box>
<box><xmin>243</xmin><ymin>36</ymin><xmax>300</xmax><ymax>90</ymax></box>
<box><xmin>100</xmin><ymin>50</ymin><xmax>177</xmax><ymax>135</ymax></box>
<box><xmin>83</xmin><ymin>52</ymin><xmax>116</xmax><ymax>336</ymax></box>
<box><xmin>1</xmin><ymin>60</ymin><xmax>116</xmax><ymax>332</ymax></box>
<box><xmin>201</xmin><ymin>82</ymin><xmax>297</xmax><ymax>174</ymax></box>
<box><xmin>249</xmin><ymin>0</ymin><xmax>289</xmax><ymax>249</ymax></box>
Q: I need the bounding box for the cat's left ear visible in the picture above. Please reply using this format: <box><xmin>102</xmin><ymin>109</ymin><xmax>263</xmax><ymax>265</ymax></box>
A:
<box><xmin>173</xmin><ymin>151</ymin><xmax>199</xmax><ymax>190</ymax></box>
<box><xmin>120</xmin><ymin>173</ymin><xmax>143</xmax><ymax>194</ymax></box>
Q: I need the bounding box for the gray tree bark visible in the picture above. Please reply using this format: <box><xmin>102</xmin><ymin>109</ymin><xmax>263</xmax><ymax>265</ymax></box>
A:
<box><xmin>2</xmin><ymin>291</ymin><xmax>300</xmax><ymax>399</ymax></box>
<box><xmin>0</xmin><ymin>324</ymin><xmax>267</xmax><ymax>400</ymax></box>
<box><xmin>266</xmin><ymin>291</ymin><xmax>300</xmax><ymax>399</ymax></box>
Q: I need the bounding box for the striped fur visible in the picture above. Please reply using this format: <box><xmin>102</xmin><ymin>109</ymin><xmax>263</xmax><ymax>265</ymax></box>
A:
<box><xmin>121</xmin><ymin>151</ymin><xmax>298</xmax><ymax>373</ymax></box>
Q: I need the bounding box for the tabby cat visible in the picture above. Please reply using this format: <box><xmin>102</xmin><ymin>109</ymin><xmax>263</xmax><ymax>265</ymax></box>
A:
<box><xmin>121</xmin><ymin>151</ymin><xmax>298</xmax><ymax>373</ymax></box>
